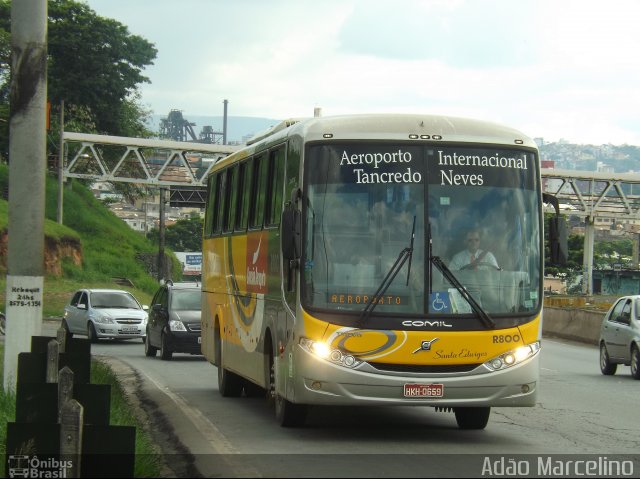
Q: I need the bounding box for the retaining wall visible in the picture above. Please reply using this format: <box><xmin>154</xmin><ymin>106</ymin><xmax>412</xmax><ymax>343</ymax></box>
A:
<box><xmin>541</xmin><ymin>306</ymin><xmax>606</xmax><ymax>345</ymax></box>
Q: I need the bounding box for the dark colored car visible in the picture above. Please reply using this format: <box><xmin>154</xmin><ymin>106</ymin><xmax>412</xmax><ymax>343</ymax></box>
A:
<box><xmin>599</xmin><ymin>294</ymin><xmax>640</xmax><ymax>379</ymax></box>
<box><xmin>144</xmin><ymin>281</ymin><xmax>202</xmax><ymax>360</ymax></box>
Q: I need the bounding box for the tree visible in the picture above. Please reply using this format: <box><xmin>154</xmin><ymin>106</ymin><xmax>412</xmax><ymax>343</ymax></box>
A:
<box><xmin>46</xmin><ymin>0</ymin><xmax>157</xmax><ymax>135</ymax></box>
<box><xmin>147</xmin><ymin>213</ymin><xmax>204</xmax><ymax>252</ymax></box>
<box><xmin>0</xmin><ymin>0</ymin><xmax>158</xmax><ymax>159</ymax></box>
<box><xmin>594</xmin><ymin>238</ymin><xmax>633</xmax><ymax>269</ymax></box>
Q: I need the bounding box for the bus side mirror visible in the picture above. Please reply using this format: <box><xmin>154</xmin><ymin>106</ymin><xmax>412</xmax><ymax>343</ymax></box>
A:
<box><xmin>282</xmin><ymin>209</ymin><xmax>301</xmax><ymax>261</ymax></box>
<box><xmin>549</xmin><ymin>216</ymin><xmax>568</xmax><ymax>266</ymax></box>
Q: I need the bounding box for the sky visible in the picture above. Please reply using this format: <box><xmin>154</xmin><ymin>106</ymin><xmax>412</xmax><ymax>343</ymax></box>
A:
<box><xmin>85</xmin><ymin>0</ymin><xmax>640</xmax><ymax>145</ymax></box>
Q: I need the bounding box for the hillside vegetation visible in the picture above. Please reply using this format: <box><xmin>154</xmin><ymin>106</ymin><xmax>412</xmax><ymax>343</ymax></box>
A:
<box><xmin>0</xmin><ymin>164</ymin><xmax>180</xmax><ymax>316</ymax></box>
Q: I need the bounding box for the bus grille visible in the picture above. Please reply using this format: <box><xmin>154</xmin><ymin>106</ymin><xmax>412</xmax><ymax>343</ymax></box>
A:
<box><xmin>368</xmin><ymin>363</ymin><xmax>481</xmax><ymax>374</ymax></box>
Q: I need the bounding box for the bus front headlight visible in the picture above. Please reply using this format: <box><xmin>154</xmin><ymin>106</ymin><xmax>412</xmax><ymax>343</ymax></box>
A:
<box><xmin>299</xmin><ymin>338</ymin><xmax>362</xmax><ymax>369</ymax></box>
<box><xmin>483</xmin><ymin>341</ymin><xmax>540</xmax><ymax>371</ymax></box>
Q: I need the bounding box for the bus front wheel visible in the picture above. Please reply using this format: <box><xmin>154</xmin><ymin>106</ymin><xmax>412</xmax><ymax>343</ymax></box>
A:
<box><xmin>268</xmin><ymin>347</ymin><xmax>307</xmax><ymax>427</ymax></box>
<box><xmin>454</xmin><ymin>407</ymin><xmax>490</xmax><ymax>430</ymax></box>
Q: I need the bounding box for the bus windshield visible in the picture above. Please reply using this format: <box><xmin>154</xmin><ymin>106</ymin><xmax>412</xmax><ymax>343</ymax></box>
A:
<box><xmin>301</xmin><ymin>143</ymin><xmax>541</xmax><ymax>324</ymax></box>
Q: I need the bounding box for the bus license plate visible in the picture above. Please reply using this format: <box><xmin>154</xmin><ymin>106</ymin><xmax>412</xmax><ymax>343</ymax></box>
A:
<box><xmin>404</xmin><ymin>383</ymin><xmax>444</xmax><ymax>398</ymax></box>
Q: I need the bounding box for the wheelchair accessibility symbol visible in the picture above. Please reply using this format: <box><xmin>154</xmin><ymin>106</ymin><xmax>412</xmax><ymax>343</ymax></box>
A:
<box><xmin>429</xmin><ymin>292</ymin><xmax>451</xmax><ymax>313</ymax></box>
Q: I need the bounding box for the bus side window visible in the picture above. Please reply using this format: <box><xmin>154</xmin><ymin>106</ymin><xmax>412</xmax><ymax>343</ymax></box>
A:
<box><xmin>249</xmin><ymin>154</ymin><xmax>267</xmax><ymax>229</ymax></box>
<box><xmin>223</xmin><ymin>166</ymin><xmax>238</xmax><ymax>233</ymax></box>
<box><xmin>265</xmin><ymin>146</ymin><xmax>285</xmax><ymax>227</ymax></box>
<box><xmin>213</xmin><ymin>170</ymin><xmax>227</xmax><ymax>234</ymax></box>
<box><xmin>204</xmin><ymin>173</ymin><xmax>217</xmax><ymax>237</ymax></box>
<box><xmin>236</xmin><ymin>161</ymin><xmax>251</xmax><ymax>232</ymax></box>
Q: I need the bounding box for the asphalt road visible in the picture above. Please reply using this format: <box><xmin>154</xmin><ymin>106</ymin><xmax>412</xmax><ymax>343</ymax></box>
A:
<box><xmin>39</xmin><ymin>320</ymin><xmax>640</xmax><ymax>477</ymax></box>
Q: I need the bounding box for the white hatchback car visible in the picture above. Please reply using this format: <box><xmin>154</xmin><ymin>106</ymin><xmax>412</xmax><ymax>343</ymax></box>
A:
<box><xmin>63</xmin><ymin>288</ymin><xmax>148</xmax><ymax>343</ymax></box>
<box><xmin>599</xmin><ymin>295</ymin><xmax>640</xmax><ymax>379</ymax></box>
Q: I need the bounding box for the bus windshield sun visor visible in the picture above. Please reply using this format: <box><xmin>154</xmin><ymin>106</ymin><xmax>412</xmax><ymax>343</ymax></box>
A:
<box><xmin>358</xmin><ymin>216</ymin><xmax>416</xmax><ymax>326</ymax></box>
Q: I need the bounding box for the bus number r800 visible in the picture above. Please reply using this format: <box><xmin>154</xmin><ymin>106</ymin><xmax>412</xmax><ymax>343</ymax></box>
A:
<box><xmin>493</xmin><ymin>335</ymin><xmax>520</xmax><ymax>343</ymax></box>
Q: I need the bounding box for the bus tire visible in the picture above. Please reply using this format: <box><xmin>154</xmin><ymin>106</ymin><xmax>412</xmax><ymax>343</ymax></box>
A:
<box><xmin>216</xmin><ymin>327</ymin><xmax>243</xmax><ymax>397</ymax></box>
<box><xmin>454</xmin><ymin>407</ymin><xmax>490</xmax><ymax>430</ymax></box>
<box><xmin>244</xmin><ymin>379</ymin><xmax>266</xmax><ymax>398</ymax></box>
<box><xmin>268</xmin><ymin>346</ymin><xmax>307</xmax><ymax>427</ymax></box>
<box><xmin>599</xmin><ymin>342</ymin><xmax>617</xmax><ymax>375</ymax></box>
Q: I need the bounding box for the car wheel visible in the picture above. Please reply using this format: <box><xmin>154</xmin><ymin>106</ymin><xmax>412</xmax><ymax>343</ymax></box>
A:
<box><xmin>160</xmin><ymin>332</ymin><xmax>173</xmax><ymax>360</ymax></box>
<box><xmin>0</xmin><ymin>312</ymin><xmax>6</xmax><ymax>335</ymax></box>
<box><xmin>87</xmin><ymin>322</ymin><xmax>99</xmax><ymax>344</ymax></box>
<box><xmin>61</xmin><ymin>319</ymin><xmax>73</xmax><ymax>340</ymax></box>
<box><xmin>631</xmin><ymin>345</ymin><xmax>640</xmax><ymax>380</ymax></box>
<box><xmin>144</xmin><ymin>333</ymin><xmax>158</xmax><ymax>357</ymax></box>
<box><xmin>454</xmin><ymin>407</ymin><xmax>491</xmax><ymax>430</ymax></box>
<box><xmin>599</xmin><ymin>342</ymin><xmax>617</xmax><ymax>375</ymax></box>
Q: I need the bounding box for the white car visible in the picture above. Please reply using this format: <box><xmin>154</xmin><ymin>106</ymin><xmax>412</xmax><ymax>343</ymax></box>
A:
<box><xmin>63</xmin><ymin>288</ymin><xmax>148</xmax><ymax>343</ymax></box>
<box><xmin>599</xmin><ymin>294</ymin><xmax>640</xmax><ymax>379</ymax></box>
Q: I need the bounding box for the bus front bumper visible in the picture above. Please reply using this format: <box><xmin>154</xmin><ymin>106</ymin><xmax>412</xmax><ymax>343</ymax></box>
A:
<box><xmin>289</xmin><ymin>346</ymin><xmax>539</xmax><ymax>407</ymax></box>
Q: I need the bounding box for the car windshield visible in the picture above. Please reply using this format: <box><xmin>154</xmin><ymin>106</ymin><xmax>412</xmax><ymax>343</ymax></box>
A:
<box><xmin>170</xmin><ymin>289</ymin><xmax>201</xmax><ymax>311</ymax></box>
<box><xmin>90</xmin><ymin>292</ymin><xmax>141</xmax><ymax>309</ymax></box>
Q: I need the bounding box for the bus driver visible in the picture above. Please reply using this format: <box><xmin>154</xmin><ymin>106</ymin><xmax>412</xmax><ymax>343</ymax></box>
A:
<box><xmin>448</xmin><ymin>229</ymin><xmax>499</xmax><ymax>271</ymax></box>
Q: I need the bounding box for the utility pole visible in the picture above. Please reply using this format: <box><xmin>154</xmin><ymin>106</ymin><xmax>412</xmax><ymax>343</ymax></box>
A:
<box><xmin>57</xmin><ymin>100</ymin><xmax>64</xmax><ymax>224</ymax></box>
<box><xmin>582</xmin><ymin>216</ymin><xmax>595</xmax><ymax>296</ymax></box>
<box><xmin>158</xmin><ymin>188</ymin><xmax>166</xmax><ymax>281</ymax></box>
<box><xmin>223</xmin><ymin>99</ymin><xmax>228</xmax><ymax>145</ymax></box>
<box><xmin>4</xmin><ymin>0</ymin><xmax>47</xmax><ymax>392</ymax></box>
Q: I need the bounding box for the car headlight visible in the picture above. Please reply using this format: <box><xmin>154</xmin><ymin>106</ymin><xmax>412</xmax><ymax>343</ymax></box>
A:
<box><xmin>93</xmin><ymin>314</ymin><xmax>114</xmax><ymax>325</ymax></box>
<box><xmin>169</xmin><ymin>320</ymin><xmax>187</xmax><ymax>332</ymax></box>
<box><xmin>483</xmin><ymin>341</ymin><xmax>540</xmax><ymax>371</ymax></box>
<box><xmin>299</xmin><ymin>337</ymin><xmax>362</xmax><ymax>369</ymax></box>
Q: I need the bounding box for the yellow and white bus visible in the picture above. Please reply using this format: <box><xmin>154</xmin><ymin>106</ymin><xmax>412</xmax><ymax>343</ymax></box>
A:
<box><xmin>202</xmin><ymin>114</ymin><xmax>554</xmax><ymax>429</ymax></box>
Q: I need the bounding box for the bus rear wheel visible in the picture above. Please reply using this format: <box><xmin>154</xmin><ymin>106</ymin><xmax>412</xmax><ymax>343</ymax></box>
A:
<box><xmin>216</xmin><ymin>327</ymin><xmax>243</xmax><ymax>397</ymax></box>
<box><xmin>454</xmin><ymin>407</ymin><xmax>490</xmax><ymax>430</ymax></box>
<box><xmin>268</xmin><ymin>347</ymin><xmax>307</xmax><ymax>427</ymax></box>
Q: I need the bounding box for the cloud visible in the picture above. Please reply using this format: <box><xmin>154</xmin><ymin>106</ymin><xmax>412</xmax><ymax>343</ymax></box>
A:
<box><xmin>86</xmin><ymin>0</ymin><xmax>640</xmax><ymax>144</ymax></box>
<box><xmin>338</xmin><ymin>0</ymin><xmax>538</xmax><ymax>68</ymax></box>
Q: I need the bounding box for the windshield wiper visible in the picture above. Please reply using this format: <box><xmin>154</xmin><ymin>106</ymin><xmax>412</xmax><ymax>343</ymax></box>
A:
<box><xmin>428</xmin><ymin>224</ymin><xmax>495</xmax><ymax>329</ymax></box>
<box><xmin>358</xmin><ymin>216</ymin><xmax>416</xmax><ymax>327</ymax></box>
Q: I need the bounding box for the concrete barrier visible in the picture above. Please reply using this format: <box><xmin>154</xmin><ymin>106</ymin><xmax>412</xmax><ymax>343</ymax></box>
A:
<box><xmin>541</xmin><ymin>306</ymin><xmax>606</xmax><ymax>345</ymax></box>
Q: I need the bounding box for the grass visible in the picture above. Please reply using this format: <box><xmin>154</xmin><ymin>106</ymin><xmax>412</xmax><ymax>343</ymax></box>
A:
<box><xmin>0</xmin><ymin>164</ymin><xmax>181</xmax><ymax>302</ymax></box>
<box><xmin>0</xmin><ymin>344</ymin><xmax>15</xmax><ymax>477</ymax></box>
<box><xmin>0</xmin><ymin>164</ymin><xmax>179</xmax><ymax>477</ymax></box>
<box><xmin>0</xmin><ymin>163</ymin><xmax>179</xmax><ymax>314</ymax></box>
<box><xmin>91</xmin><ymin>359</ymin><xmax>162</xmax><ymax>477</ymax></box>
<box><xmin>0</xmin><ymin>342</ymin><xmax>162</xmax><ymax>477</ymax></box>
